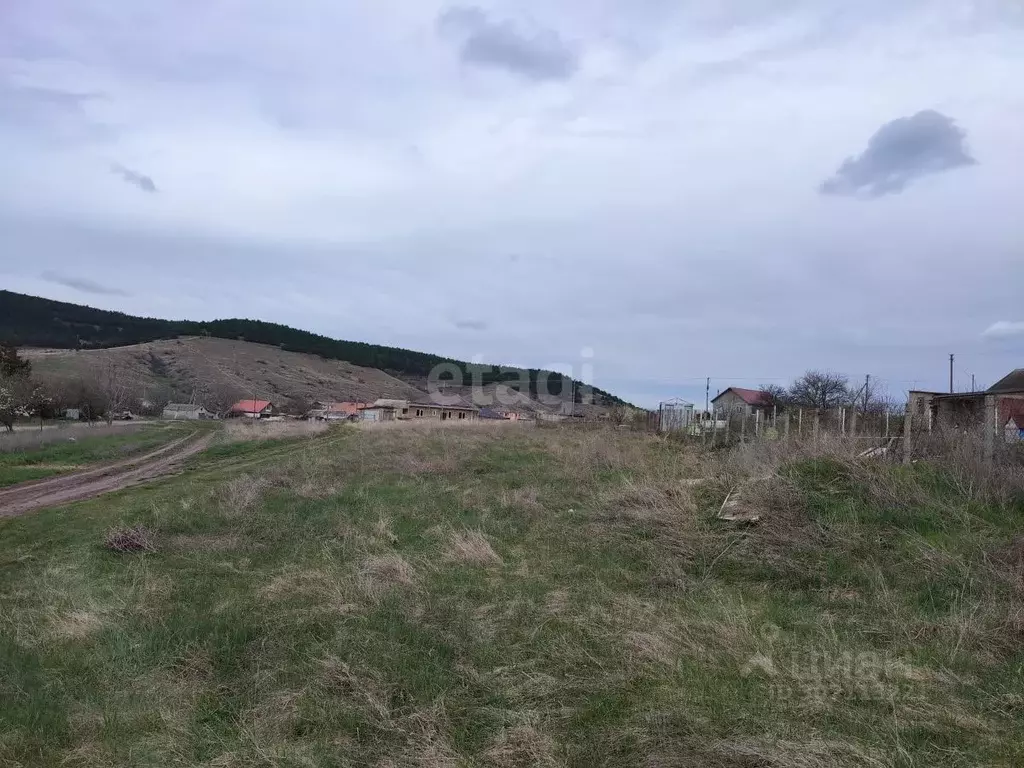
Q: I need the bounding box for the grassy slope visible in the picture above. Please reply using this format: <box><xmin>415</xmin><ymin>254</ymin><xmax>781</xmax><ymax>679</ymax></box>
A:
<box><xmin>0</xmin><ymin>425</ymin><xmax>1021</xmax><ymax>767</ymax></box>
<box><xmin>0</xmin><ymin>424</ymin><xmax>197</xmax><ymax>488</ymax></box>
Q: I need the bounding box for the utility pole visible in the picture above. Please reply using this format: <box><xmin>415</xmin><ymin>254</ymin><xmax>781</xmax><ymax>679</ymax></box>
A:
<box><xmin>705</xmin><ymin>377</ymin><xmax>710</xmax><ymax>417</ymax></box>
<box><xmin>971</xmin><ymin>373</ymin><xmax>976</xmax><ymax>392</ymax></box>
<box><xmin>949</xmin><ymin>353</ymin><xmax>954</xmax><ymax>394</ymax></box>
<box><xmin>863</xmin><ymin>374</ymin><xmax>870</xmax><ymax>414</ymax></box>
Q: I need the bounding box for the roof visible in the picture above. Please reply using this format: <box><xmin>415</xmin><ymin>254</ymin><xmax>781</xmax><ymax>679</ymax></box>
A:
<box><xmin>711</xmin><ymin>387</ymin><xmax>773</xmax><ymax>407</ymax></box>
<box><xmin>479</xmin><ymin>408</ymin><xmax>506</xmax><ymax>419</ymax></box>
<box><xmin>988</xmin><ymin>368</ymin><xmax>1024</xmax><ymax>393</ymax></box>
<box><xmin>230</xmin><ymin>399</ymin><xmax>272</xmax><ymax>413</ymax></box>
<box><xmin>164</xmin><ymin>403</ymin><xmax>205</xmax><ymax>412</ymax></box>
<box><xmin>373</xmin><ymin>398</ymin><xmax>409</xmax><ymax>408</ymax></box>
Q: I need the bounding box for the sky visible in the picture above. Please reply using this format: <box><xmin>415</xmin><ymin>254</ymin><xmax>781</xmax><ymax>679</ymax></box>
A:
<box><xmin>2</xmin><ymin>1</ymin><xmax>1024</xmax><ymax>407</ymax></box>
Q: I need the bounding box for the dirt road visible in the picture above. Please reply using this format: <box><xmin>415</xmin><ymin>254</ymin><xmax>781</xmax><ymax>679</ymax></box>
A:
<box><xmin>0</xmin><ymin>431</ymin><xmax>215</xmax><ymax>518</ymax></box>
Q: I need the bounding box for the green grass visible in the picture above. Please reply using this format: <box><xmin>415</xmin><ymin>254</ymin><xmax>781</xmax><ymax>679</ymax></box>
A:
<box><xmin>0</xmin><ymin>424</ymin><xmax>197</xmax><ymax>488</ymax></box>
<box><xmin>0</xmin><ymin>424</ymin><xmax>1022</xmax><ymax>767</ymax></box>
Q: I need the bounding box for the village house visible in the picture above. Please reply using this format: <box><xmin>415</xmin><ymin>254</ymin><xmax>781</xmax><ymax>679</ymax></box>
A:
<box><xmin>407</xmin><ymin>402</ymin><xmax>479</xmax><ymax>421</ymax></box>
<box><xmin>321</xmin><ymin>402</ymin><xmax>368</xmax><ymax>421</ymax></box>
<box><xmin>909</xmin><ymin>368</ymin><xmax>1024</xmax><ymax>438</ymax></box>
<box><xmin>229</xmin><ymin>399</ymin><xmax>274</xmax><ymax>419</ymax></box>
<box><xmin>711</xmin><ymin>387</ymin><xmax>773</xmax><ymax>416</ymax></box>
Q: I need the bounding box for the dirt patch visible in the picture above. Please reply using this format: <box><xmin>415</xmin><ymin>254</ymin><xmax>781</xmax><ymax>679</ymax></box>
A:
<box><xmin>0</xmin><ymin>431</ymin><xmax>214</xmax><ymax>518</ymax></box>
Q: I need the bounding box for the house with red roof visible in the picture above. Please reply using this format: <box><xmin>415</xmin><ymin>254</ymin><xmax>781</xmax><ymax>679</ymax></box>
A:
<box><xmin>711</xmin><ymin>387</ymin><xmax>773</xmax><ymax>416</ymax></box>
<box><xmin>229</xmin><ymin>399</ymin><xmax>274</xmax><ymax>418</ymax></box>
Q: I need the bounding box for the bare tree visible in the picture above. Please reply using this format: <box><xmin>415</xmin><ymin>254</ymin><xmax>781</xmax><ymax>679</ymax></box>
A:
<box><xmin>788</xmin><ymin>370</ymin><xmax>850</xmax><ymax>412</ymax></box>
<box><xmin>95</xmin><ymin>360</ymin><xmax>137</xmax><ymax>424</ymax></box>
<box><xmin>760</xmin><ymin>384</ymin><xmax>790</xmax><ymax>411</ymax></box>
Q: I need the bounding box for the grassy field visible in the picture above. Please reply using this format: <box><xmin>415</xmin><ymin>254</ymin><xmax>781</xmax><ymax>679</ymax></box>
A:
<box><xmin>0</xmin><ymin>422</ymin><xmax>1022</xmax><ymax>767</ymax></box>
<box><xmin>0</xmin><ymin>424</ymin><xmax>199</xmax><ymax>488</ymax></box>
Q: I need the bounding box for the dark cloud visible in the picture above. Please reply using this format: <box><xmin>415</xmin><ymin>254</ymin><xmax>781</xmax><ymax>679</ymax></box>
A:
<box><xmin>438</xmin><ymin>6</ymin><xmax>578</xmax><ymax>81</ymax></box>
<box><xmin>41</xmin><ymin>270</ymin><xmax>129</xmax><ymax>296</ymax></box>
<box><xmin>454</xmin><ymin>318</ymin><xmax>488</xmax><ymax>331</ymax></box>
<box><xmin>821</xmin><ymin>110</ymin><xmax>976</xmax><ymax>198</ymax></box>
<box><xmin>110</xmin><ymin>163</ymin><xmax>158</xmax><ymax>193</ymax></box>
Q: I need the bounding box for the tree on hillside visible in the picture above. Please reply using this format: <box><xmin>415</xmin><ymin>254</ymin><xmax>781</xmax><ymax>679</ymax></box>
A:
<box><xmin>788</xmin><ymin>370</ymin><xmax>850</xmax><ymax>411</ymax></box>
<box><xmin>0</xmin><ymin>345</ymin><xmax>32</xmax><ymax>432</ymax></box>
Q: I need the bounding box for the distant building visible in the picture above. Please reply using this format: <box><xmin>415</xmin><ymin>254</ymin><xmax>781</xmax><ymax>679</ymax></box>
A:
<box><xmin>321</xmin><ymin>402</ymin><xmax>369</xmax><ymax>421</ymax></box>
<box><xmin>360</xmin><ymin>405</ymin><xmax>397</xmax><ymax>422</ymax></box>
<box><xmin>162</xmin><ymin>403</ymin><xmax>212</xmax><ymax>420</ymax></box>
<box><xmin>711</xmin><ymin>387</ymin><xmax>773</xmax><ymax>416</ymax></box>
<box><xmin>909</xmin><ymin>367</ymin><xmax>1024</xmax><ymax>435</ymax></box>
<box><xmin>229</xmin><ymin>399</ymin><xmax>274</xmax><ymax>418</ymax></box>
<box><xmin>62</xmin><ymin>408</ymin><xmax>81</xmax><ymax>421</ymax></box>
<box><xmin>407</xmin><ymin>402</ymin><xmax>479</xmax><ymax>421</ymax></box>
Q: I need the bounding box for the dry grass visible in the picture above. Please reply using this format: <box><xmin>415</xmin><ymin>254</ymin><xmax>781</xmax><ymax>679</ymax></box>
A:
<box><xmin>4</xmin><ymin>422</ymin><xmax>1024</xmax><ymax>767</ymax></box>
<box><xmin>220</xmin><ymin>419</ymin><xmax>330</xmax><ymax>443</ymax></box>
<box><xmin>0</xmin><ymin>422</ymin><xmax>148</xmax><ymax>453</ymax></box>
<box><xmin>357</xmin><ymin>553</ymin><xmax>418</xmax><ymax>601</ymax></box>
<box><xmin>445</xmin><ymin>529</ymin><xmax>503</xmax><ymax>566</ymax></box>
<box><xmin>103</xmin><ymin>523</ymin><xmax>157</xmax><ymax>553</ymax></box>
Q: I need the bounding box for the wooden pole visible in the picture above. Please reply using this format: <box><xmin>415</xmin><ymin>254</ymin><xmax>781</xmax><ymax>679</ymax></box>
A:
<box><xmin>813</xmin><ymin>411</ymin><xmax>820</xmax><ymax>443</ymax></box>
<box><xmin>885</xmin><ymin>410</ymin><xmax>890</xmax><ymax>438</ymax></box>
<box><xmin>798</xmin><ymin>408</ymin><xmax>803</xmax><ymax>437</ymax></box>
<box><xmin>784</xmin><ymin>412</ymin><xmax>790</xmax><ymax>440</ymax></box>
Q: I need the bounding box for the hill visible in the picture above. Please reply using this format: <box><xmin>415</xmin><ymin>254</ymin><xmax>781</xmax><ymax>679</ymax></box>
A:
<box><xmin>22</xmin><ymin>338</ymin><xmax>429</xmax><ymax>412</ymax></box>
<box><xmin>0</xmin><ymin>290</ymin><xmax>626</xmax><ymax>407</ymax></box>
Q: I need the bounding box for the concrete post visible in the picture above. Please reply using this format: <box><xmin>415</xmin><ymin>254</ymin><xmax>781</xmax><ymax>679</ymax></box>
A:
<box><xmin>902</xmin><ymin>407</ymin><xmax>912</xmax><ymax>465</ymax></box>
<box><xmin>984</xmin><ymin>395</ymin><xmax>996</xmax><ymax>465</ymax></box>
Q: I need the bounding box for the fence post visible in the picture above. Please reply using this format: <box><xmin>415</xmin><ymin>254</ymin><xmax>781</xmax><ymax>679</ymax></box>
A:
<box><xmin>885</xmin><ymin>410</ymin><xmax>890</xmax><ymax>439</ymax></box>
<box><xmin>840</xmin><ymin>407</ymin><xmax>846</xmax><ymax>437</ymax></box>
<box><xmin>798</xmin><ymin>409</ymin><xmax>803</xmax><ymax>437</ymax></box>
<box><xmin>902</xmin><ymin>407</ymin><xmax>912</xmax><ymax>465</ymax></box>
<box><xmin>984</xmin><ymin>395</ymin><xmax>996</xmax><ymax>466</ymax></box>
<box><xmin>741</xmin><ymin>412</ymin><xmax>747</xmax><ymax>443</ymax></box>
<box><xmin>813</xmin><ymin>411</ymin><xmax>820</xmax><ymax>443</ymax></box>
<box><xmin>784</xmin><ymin>412</ymin><xmax>791</xmax><ymax>440</ymax></box>
<box><xmin>755</xmin><ymin>410</ymin><xmax>761</xmax><ymax>439</ymax></box>
<box><xmin>849</xmin><ymin>409</ymin><xmax>858</xmax><ymax>438</ymax></box>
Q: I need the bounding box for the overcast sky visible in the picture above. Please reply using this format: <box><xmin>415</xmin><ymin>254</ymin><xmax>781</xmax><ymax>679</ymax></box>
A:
<box><xmin>2</xmin><ymin>1</ymin><xmax>1023</xmax><ymax>406</ymax></box>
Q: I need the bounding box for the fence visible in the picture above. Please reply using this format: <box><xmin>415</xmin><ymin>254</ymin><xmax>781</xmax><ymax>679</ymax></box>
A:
<box><xmin>662</xmin><ymin>406</ymin><xmax>905</xmax><ymax>455</ymax></box>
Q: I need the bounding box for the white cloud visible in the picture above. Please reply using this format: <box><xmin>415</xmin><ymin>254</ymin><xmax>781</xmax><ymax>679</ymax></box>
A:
<box><xmin>983</xmin><ymin>321</ymin><xmax>1024</xmax><ymax>340</ymax></box>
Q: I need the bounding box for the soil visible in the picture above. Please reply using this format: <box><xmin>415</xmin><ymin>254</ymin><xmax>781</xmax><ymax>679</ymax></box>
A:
<box><xmin>0</xmin><ymin>431</ymin><xmax>215</xmax><ymax>518</ymax></box>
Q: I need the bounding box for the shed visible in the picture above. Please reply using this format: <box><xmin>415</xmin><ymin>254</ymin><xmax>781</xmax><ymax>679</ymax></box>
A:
<box><xmin>163</xmin><ymin>403</ymin><xmax>212</xmax><ymax>420</ymax></box>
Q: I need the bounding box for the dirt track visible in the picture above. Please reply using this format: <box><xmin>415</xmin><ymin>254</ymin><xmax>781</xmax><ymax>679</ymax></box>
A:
<box><xmin>0</xmin><ymin>431</ymin><xmax>215</xmax><ymax>518</ymax></box>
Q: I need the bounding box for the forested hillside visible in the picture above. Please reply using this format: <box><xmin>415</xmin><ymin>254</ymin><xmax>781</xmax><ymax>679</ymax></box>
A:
<box><xmin>0</xmin><ymin>291</ymin><xmax>625</xmax><ymax>405</ymax></box>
